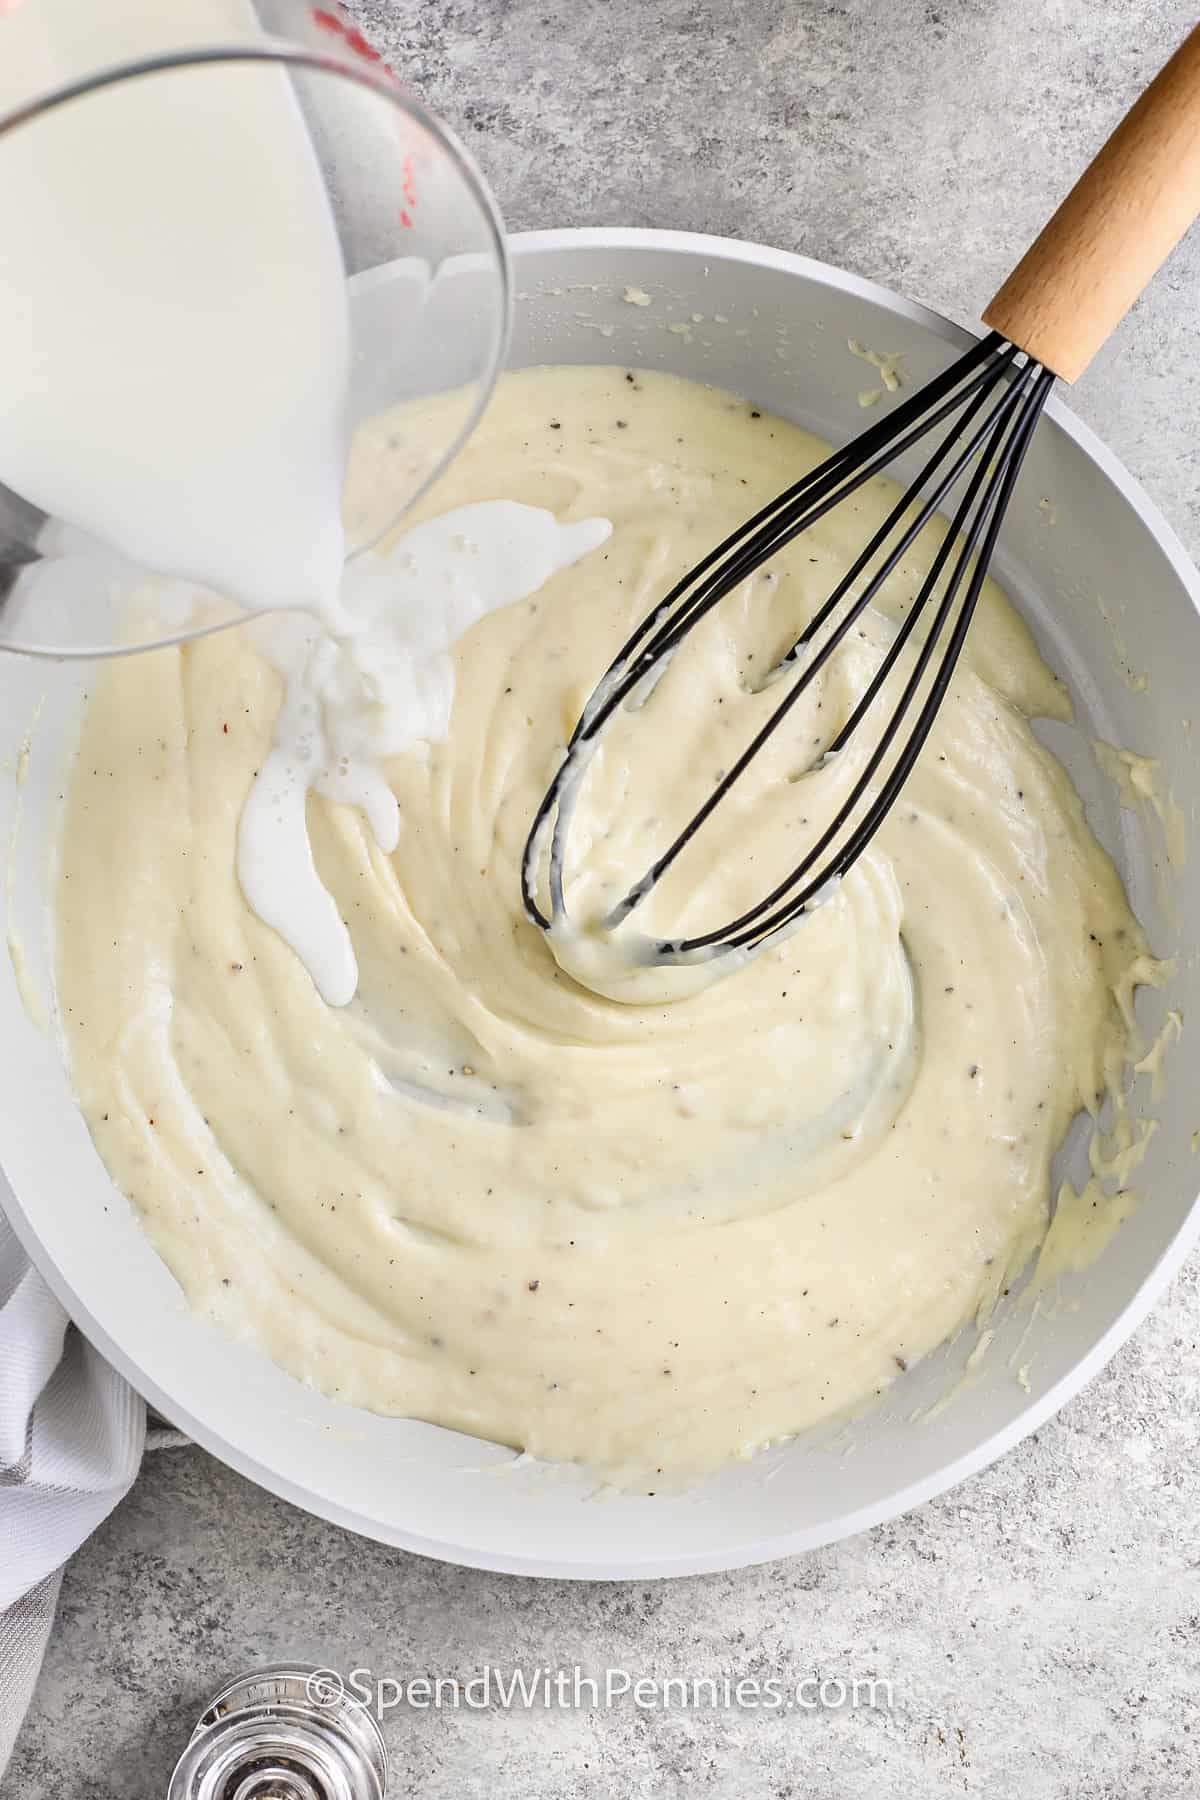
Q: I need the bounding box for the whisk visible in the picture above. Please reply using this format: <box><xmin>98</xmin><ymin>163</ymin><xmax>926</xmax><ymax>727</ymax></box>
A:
<box><xmin>523</xmin><ymin>24</ymin><xmax>1200</xmax><ymax>969</ymax></box>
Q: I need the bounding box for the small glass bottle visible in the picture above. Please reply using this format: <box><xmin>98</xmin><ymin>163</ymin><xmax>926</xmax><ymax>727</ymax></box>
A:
<box><xmin>167</xmin><ymin>1665</ymin><xmax>388</xmax><ymax>1800</ymax></box>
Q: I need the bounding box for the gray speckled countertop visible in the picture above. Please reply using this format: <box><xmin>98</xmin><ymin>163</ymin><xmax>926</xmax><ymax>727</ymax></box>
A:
<box><xmin>10</xmin><ymin>2</ymin><xmax>1200</xmax><ymax>1795</ymax></box>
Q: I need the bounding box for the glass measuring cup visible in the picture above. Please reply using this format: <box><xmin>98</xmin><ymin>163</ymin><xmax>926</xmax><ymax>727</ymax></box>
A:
<box><xmin>0</xmin><ymin>0</ymin><xmax>510</xmax><ymax>656</ymax></box>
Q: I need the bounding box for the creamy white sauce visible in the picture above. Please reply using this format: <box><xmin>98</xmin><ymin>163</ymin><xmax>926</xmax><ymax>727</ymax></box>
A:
<box><xmin>1092</xmin><ymin>738</ymin><xmax>1187</xmax><ymax>870</ymax></box>
<box><xmin>55</xmin><ymin>368</ymin><xmax>1163</xmax><ymax>1483</ymax></box>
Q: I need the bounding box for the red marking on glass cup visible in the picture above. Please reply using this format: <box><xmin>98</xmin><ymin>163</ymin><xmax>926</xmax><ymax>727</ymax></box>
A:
<box><xmin>310</xmin><ymin>7</ymin><xmax>396</xmax><ymax>79</ymax></box>
<box><xmin>309</xmin><ymin>8</ymin><xmax>415</xmax><ymax>226</ymax></box>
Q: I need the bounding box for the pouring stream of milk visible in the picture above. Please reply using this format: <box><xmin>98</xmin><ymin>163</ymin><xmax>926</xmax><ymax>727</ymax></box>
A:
<box><xmin>238</xmin><ymin>503</ymin><xmax>612</xmax><ymax>1005</ymax></box>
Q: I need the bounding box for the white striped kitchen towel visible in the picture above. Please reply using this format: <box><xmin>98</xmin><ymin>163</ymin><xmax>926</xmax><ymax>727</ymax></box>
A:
<box><xmin>0</xmin><ymin>1204</ymin><xmax>144</xmax><ymax>1777</ymax></box>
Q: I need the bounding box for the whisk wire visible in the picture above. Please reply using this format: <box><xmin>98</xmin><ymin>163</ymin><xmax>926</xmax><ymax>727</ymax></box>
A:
<box><xmin>521</xmin><ymin>335</ymin><xmax>1054</xmax><ymax>963</ymax></box>
<box><xmin>702</xmin><ymin>363</ymin><xmax>1055</xmax><ymax>951</ymax></box>
<box><xmin>600</xmin><ymin>348</ymin><xmax>1037</xmax><ymax>931</ymax></box>
<box><xmin>541</xmin><ymin>333</ymin><xmax>1011</xmax><ymax>776</ymax></box>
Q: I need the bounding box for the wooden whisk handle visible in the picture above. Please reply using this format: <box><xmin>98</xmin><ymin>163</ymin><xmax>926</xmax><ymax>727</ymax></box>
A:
<box><xmin>983</xmin><ymin>23</ymin><xmax>1200</xmax><ymax>382</ymax></box>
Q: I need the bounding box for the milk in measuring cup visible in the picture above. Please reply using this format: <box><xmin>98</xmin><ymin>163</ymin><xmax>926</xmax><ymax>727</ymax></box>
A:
<box><xmin>0</xmin><ymin>0</ymin><xmax>351</xmax><ymax>621</ymax></box>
